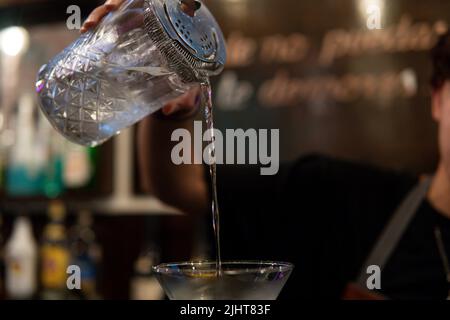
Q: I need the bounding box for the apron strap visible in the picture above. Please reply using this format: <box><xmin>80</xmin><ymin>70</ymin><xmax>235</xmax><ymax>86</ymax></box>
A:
<box><xmin>357</xmin><ymin>176</ymin><xmax>433</xmax><ymax>286</ymax></box>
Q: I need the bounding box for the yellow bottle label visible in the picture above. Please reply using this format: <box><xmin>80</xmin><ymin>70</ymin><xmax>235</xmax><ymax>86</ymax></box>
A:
<box><xmin>41</xmin><ymin>245</ymin><xmax>69</xmax><ymax>288</ymax></box>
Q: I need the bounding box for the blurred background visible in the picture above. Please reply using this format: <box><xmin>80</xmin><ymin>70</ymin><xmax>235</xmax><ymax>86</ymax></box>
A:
<box><xmin>0</xmin><ymin>0</ymin><xmax>448</xmax><ymax>299</ymax></box>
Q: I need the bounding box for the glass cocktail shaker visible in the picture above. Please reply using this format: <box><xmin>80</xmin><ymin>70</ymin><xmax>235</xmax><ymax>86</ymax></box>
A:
<box><xmin>36</xmin><ymin>0</ymin><xmax>226</xmax><ymax>146</ymax></box>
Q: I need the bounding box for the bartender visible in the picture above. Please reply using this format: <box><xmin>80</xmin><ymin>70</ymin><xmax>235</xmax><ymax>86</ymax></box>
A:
<box><xmin>84</xmin><ymin>1</ymin><xmax>450</xmax><ymax>299</ymax></box>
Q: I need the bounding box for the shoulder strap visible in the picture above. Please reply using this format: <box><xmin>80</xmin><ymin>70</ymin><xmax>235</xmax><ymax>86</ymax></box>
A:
<box><xmin>357</xmin><ymin>176</ymin><xmax>433</xmax><ymax>286</ymax></box>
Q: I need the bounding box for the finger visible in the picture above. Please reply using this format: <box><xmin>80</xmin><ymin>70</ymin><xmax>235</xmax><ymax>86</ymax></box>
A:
<box><xmin>80</xmin><ymin>20</ymin><xmax>96</xmax><ymax>33</ymax></box>
<box><xmin>161</xmin><ymin>94</ymin><xmax>200</xmax><ymax>117</ymax></box>
<box><xmin>161</xmin><ymin>105</ymin><xmax>172</xmax><ymax>115</ymax></box>
<box><xmin>81</xmin><ymin>5</ymin><xmax>110</xmax><ymax>33</ymax></box>
<box><xmin>161</xmin><ymin>103</ymin><xmax>178</xmax><ymax>116</ymax></box>
<box><xmin>161</xmin><ymin>105</ymin><xmax>197</xmax><ymax>119</ymax></box>
<box><xmin>105</xmin><ymin>0</ymin><xmax>125</xmax><ymax>10</ymax></box>
<box><xmin>161</xmin><ymin>101</ymin><xmax>192</xmax><ymax>116</ymax></box>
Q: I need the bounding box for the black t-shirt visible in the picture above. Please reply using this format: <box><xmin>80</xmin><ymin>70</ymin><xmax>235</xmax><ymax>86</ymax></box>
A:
<box><xmin>208</xmin><ymin>154</ymin><xmax>450</xmax><ymax>299</ymax></box>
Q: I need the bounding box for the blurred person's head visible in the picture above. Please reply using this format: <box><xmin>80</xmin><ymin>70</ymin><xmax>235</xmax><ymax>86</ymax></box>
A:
<box><xmin>431</xmin><ymin>31</ymin><xmax>450</xmax><ymax>177</ymax></box>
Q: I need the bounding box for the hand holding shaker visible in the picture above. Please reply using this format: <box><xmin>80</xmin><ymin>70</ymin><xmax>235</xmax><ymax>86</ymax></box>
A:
<box><xmin>35</xmin><ymin>0</ymin><xmax>226</xmax><ymax>146</ymax></box>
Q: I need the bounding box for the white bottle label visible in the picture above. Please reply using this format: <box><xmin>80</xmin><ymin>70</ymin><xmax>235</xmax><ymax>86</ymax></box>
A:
<box><xmin>6</xmin><ymin>255</ymin><xmax>36</xmax><ymax>299</ymax></box>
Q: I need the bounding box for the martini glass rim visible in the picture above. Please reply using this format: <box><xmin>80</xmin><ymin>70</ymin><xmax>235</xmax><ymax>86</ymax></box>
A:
<box><xmin>152</xmin><ymin>260</ymin><xmax>295</xmax><ymax>275</ymax></box>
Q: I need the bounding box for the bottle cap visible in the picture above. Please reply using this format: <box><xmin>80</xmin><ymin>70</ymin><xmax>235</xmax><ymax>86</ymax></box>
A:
<box><xmin>48</xmin><ymin>200</ymin><xmax>66</xmax><ymax>222</ymax></box>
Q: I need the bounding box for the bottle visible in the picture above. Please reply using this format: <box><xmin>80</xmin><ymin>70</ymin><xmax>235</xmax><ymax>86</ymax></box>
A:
<box><xmin>130</xmin><ymin>246</ymin><xmax>164</xmax><ymax>300</ymax></box>
<box><xmin>63</xmin><ymin>142</ymin><xmax>92</xmax><ymax>189</ymax></box>
<box><xmin>40</xmin><ymin>200</ymin><xmax>70</xmax><ymax>300</ymax></box>
<box><xmin>0</xmin><ymin>150</ymin><xmax>5</xmax><ymax>192</ymax></box>
<box><xmin>6</xmin><ymin>94</ymin><xmax>39</xmax><ymax>196</ymax></box>
<box><xmin>69</xmin><ymin>210</ymin><xmax>101</xmax><ymax>300</ymax></box>
<box><xmin>34</xmin><ymin>112</ymin><xmax>51</xmax><ymax>195</ymax></box>
<box><xmin>4</xmin><ymin>216</ymin><xmax>37</xmax><ymax>299</ymax></box>
<box><xmin>43</xmin><ymin>135</ymin><xmax>64</xmax><ymax>198</ymax></box>
<box><xmin>36</xmin><ymin>0</ymin><xmax>226</xmax><ymax>147</ymax></box>
<box><xmin>0</xmin><ymin>214</ymin><xmax>4</xmax><ymax>300</ymax></box>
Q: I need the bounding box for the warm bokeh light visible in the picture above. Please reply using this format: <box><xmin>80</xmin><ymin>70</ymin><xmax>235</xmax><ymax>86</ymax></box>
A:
<box><xmin>357</xmin><ymin>0</ymin><xmax>385</xmax><ymax>28</ymax></box>
<box><xmin>0</xmin><ymin>26</ymin><xmax>29</xmax><ymax>56</ymax></box>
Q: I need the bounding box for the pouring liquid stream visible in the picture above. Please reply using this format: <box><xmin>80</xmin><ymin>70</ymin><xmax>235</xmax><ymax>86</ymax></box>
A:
<box><xmin>201</xmin><ymin>80</ymin><xmax>222</xmax><ymax>276</ymax></box>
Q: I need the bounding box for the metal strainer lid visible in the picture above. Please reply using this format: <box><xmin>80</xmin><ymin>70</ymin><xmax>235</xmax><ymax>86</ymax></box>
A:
<box><xmin>144</xmin><ymin>0</ymin><xmax>226</xmax><ymax>83</ymax></box>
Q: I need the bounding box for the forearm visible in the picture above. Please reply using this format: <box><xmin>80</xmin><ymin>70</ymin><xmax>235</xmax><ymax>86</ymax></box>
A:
<box><xmin>137</xmin><ymin>113</ymin><xmax>209</xmax><ymax>216</ymax></box>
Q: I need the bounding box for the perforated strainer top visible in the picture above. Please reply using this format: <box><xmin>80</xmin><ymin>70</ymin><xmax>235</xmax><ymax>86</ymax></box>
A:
<box><xmin>143</xmin><ymin>0</ymin><xmax>226</xmax><ymax>83</ymax></box>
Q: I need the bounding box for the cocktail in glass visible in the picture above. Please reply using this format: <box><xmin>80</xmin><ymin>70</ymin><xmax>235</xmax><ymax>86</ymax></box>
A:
<box><xmin>152</xmin><ymin>261</ymin><xmax>294</xmax><ymax>300</ymax></box>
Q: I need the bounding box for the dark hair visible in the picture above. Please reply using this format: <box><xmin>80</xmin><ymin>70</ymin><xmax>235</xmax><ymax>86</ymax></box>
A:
<box><xmin>431</xmin><ymin>31</ymin><xmax>450</xmax><ymax>91</ymax></box>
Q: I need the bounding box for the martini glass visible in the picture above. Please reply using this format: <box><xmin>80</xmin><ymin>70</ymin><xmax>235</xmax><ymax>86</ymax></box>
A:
<box><xmin>152</xmin><ymin>261</ymin><xmax>294</xmax><ymax>300</ymax></box>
